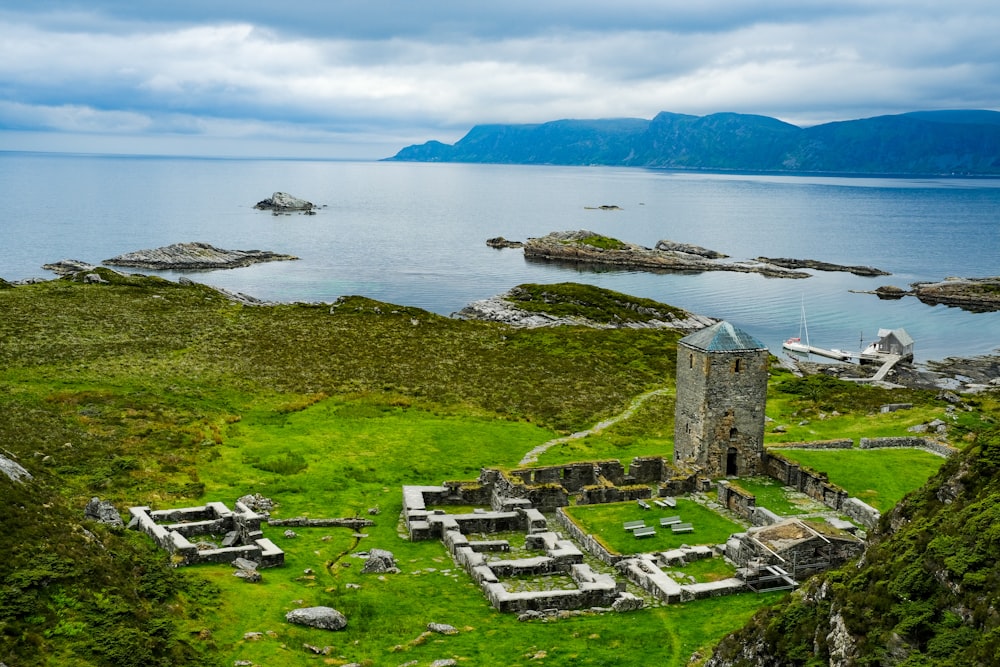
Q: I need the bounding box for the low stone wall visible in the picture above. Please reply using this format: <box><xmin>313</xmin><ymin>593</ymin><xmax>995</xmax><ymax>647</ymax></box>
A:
<box><xmin>763</xmin><ymin>451</ymin><xmax>848</xmax><ymax>512</ymax></box>
<box><xmin>841</xmin><ymin>497</ymin><xmax>881</xmax><ymax>529</ymax></box>
<box><xmin>627</xmin><ymin>456</ymin><xmax>667</xmax><ymax>484</ymax></box>
<box><xmin>771</xmin><ymin>439</ymin><xmax>853</xmax><ymax>450</ymax></box>
<box><xmin>579</xmin><ymin>483</ymin><xmax>650</xmax><ymax>505</ymax></box>
<box><xmin>128</xmin><ymin>503</ymin><xmax>284</xmax><ymax>568</ymax></box>
<box><xmin>859</xmin><ymin>436</ymin><xmax>957</xmax><ymax>458</ymax></box>
<box><xmin>752</xmin><ymin>506</ymin><xmax>784</xmax><ymax>526</ymax></box>
<box><xmin>716</xmin><ymin>480</ymin><xmax>756</xmax><ymax>521</ymax></box>
<box><xmin>618</xmin><ymin>555</ymin><xmax>683</xmax><ymax>603</ymax></box>
<box><xmin>482</xmin><ymin>562</ymin><xmax>621</xmax><ymax>613</ymax></box>
<box><xmin>680</xmin><ymin>579</ymin><xmax>746</xmax><ymax>601</ymax></box>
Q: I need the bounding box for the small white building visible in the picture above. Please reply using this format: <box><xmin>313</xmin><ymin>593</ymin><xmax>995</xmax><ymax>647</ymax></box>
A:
<box><xmin>865</xmin><ymin>328</ymin><xmax>914</xmax><ymax>360</ymax></box>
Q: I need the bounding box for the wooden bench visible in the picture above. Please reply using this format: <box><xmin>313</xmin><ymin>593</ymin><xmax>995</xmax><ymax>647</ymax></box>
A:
<box><xmin>653</xmin><ymin>499</ymin><xmax>668</xmax><ymax>508</ymax></box>
<box><xmin>633</xmin><ymin>526</ymin><xmax>656</xmax><ymax>538</ymax></box>
<box><xmin>671</xmin><ymin>522</ymin><xmax>694</xmax><ymax>534</ymax></box>
<box><xmin>662</xmin><ymin>496</ymin><xmax>677</xmax><ymax>508</ymax></box>
<box><xmin>623</xmin><ymin>520</ymin><xmax>646</xmax><ymax>531</ymax></box>
<box><xmin>659</xmin><ymin>515</ymin><xmax>681</xmax><ymax>527</ymax></box>
<box><xmin>637</xmin><ymin>500</ymin><xmax>651</xmax><ymax>510</ymax></box>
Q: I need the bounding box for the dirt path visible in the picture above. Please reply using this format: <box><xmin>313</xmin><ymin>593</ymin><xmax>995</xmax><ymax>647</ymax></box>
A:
<box><xmin>518</xmin><ymin>387</ymin><xmax>673</xmax><ymax>466</ymax></box>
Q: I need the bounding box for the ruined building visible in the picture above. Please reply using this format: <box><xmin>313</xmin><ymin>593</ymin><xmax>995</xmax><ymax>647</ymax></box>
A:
<box><xmin>673</xmin><ymin>321</ymin><xmax>768</xmax><ymax>477</ymax></box>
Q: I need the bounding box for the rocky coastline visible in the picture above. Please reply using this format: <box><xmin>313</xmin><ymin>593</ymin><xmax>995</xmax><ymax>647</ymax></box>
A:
<box><xmin>755</xmin><ymin>257</ymin><xmax>889</xmax><ymax>276</ymax></box>
<box><xmin>866</xmin><ymin>277</ymin><xmax>1000</xmax><ymax>312</ymax></box>
<box><xmin>520</xmin><ymin>230</ymin><xmax>811</xmax><ymax>278</ymax></box>
<box><xmin>103</xmin><ymin>242</ymin><xmax>299</xmax><ymax>271</ymax></box>
<box><xmin>455</xmin><ymin>287</ymin><xmax>717</xmax><ymax>331</ymax></box>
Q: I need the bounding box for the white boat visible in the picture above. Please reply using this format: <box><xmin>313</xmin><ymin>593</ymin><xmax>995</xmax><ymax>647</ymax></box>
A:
<box><xmin>782</xmin><ymin>299</ymin><xmax>811</xmax><ymax>355</ymax></box>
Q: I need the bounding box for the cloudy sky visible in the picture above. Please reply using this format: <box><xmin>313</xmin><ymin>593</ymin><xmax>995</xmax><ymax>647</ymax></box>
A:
<box><xmin>2</xmin><ymin>1</ymin><xmax>998</xmax><ymax>159</ymax></box>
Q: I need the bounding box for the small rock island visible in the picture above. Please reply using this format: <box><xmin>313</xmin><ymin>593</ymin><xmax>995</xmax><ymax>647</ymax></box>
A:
<box><xmin>874</xmin><ymin>276</ymin><xmax>1000</xmax><ymax>312</ymax></box>
<box><xmin>103</xmin><ymin>242</ymin><xmax>299</xmax><ymax>270</ymax></box>
<box><xmin>521</xmin><ymin>230</ymin><xmax>811</xmax><ymax>278</ymax></box>
<box><xmin>755</xmin><ymin>257</ymin><xmax>889</xmax><ymax>276</ymax></box>
<box><xmin>253</xmin><ymin>192</ymin><xmax>316</xmax><ymax>213</ymax></box>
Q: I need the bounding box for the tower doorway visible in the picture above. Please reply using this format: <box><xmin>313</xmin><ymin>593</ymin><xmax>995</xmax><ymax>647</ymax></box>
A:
<box><xmin>726</xmin><ymin>447</ymin><xmax>739</xmax><ymax>476</ymax></box>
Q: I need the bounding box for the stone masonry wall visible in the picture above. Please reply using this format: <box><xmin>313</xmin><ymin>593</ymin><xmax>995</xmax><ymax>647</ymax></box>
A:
<box><xmin>716</xmin><ymin>480</ymin><xmax>756</xmax><ymax>522</ymax></box>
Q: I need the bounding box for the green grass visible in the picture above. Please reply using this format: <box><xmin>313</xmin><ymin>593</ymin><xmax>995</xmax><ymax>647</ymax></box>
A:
<box><xmin>765</xmin><ymin>369</ymin><xmax>949</xmax><ymax>443</ymax></box>
<box><xmin>664</xmin><ymin>556</ymin><xmax>737</xmax><ymax>584</ymax></box>
<box><xmin>561</xmin><ymin>233</ymin><xmax>629</xmax><ymax>251</ymax></box>
<box><xmin>2</xmin><ymin>277</ymin><xmax>991</xmax><ymax>667</ymax></box>
<box><xmin>506</xmin><ymin>282</ymin><xmax>689</xmax><ymax>324</ymax></box>
<box><xmin>565</xmin><ymin>499</ymin><xmax>745</xmax><ymax>554</ymax></box>
<box><xmin>0</xmin><ymin>278</ymin><xmax>780</xmax><ymax>667</ymax></box>
<box><xmin>726</xmin><ymin>477</ymin><xmax>827</xmax><ymax>516</ymax></box>
<box><xmin>768</xmin><ymin>447</ymin><xmax>947</xmax><ymax>512</ymax></box>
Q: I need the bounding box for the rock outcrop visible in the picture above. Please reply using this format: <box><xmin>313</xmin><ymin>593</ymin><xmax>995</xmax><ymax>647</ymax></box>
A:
<box><xmin>104</xmin><ymin>242</ymin><xmax>298</xmax><ymax>271</ymax></box>
<box><xmin>655</xmin><ymin>240</ymin><xmax>728</xmax><ymax>258</ymax></box>
<box><xmin>41</xmin><ymin>260</ymin><xmax>97</xmax><ymax>276</ymax></box>
<box><xmin>0</xmin><ymin>453</ymin><xmax>32</xmax><ymax>483</ymax></box>
<box><xmin>755</xmin><ymin>256</ymin><xmax>890</xmax><ymax>276</ymax></box>
<box><xmin>905</xmin><ymin>276</ymin><xmax>1000</xmax><ymax>312</ymax></box>
<box><xmin>253</xmin><ymin>192</ymin><xmax>315</xmax><ymax>212</ymax></box>
<box><xmin>523</xmin><ymin>230</ymin><xmax>810</xmax><ymax>278</ymax></box>
<box><xmin>486</xmin><ymin>236</ymin><xmax>524</xmax><ymax>248</ymax></box>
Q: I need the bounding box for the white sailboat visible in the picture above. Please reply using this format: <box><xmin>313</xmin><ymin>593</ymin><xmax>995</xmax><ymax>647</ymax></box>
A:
<box><xmin>782</xmin><ymin>298</ymin><xmax>811</xmax><ymax>355</ymax></box>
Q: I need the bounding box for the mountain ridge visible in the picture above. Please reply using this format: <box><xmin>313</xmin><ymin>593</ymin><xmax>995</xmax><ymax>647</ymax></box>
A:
<box><xmin>388</xmin><ymin>110</ymin><xmax>1000</xmax><ymax>175</ymax></box>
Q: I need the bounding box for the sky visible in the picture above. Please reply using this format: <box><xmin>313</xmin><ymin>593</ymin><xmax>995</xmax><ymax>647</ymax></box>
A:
<box><xmin>2</xmin><ymin>1</ymin><xmax>999</xmax><ymax>159</ymax></box>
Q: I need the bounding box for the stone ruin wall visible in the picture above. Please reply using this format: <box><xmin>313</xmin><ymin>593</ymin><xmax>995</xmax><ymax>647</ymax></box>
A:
<box><xmin>763</xmin><ymin>451</ymin><xmax>849</xmax><ymax>511</ymax></box>
<box><xmin>859</xmin><ymin>436</ymin><xmax>957</xmax><ymax>458</ymax></box>
<box><xmin>716</xmin><ymin>480</ymin><xmax>756</xmax><ymax>519</ymax></box>
<box><xmin>128</xmin><ymin>502</ymin><xmax>284</xmax><ymax>568</ymax></box>
<box><xmin>485</xmin><ymin>456</ymin><xmax>700</xmax><ymax>511</ymax></box>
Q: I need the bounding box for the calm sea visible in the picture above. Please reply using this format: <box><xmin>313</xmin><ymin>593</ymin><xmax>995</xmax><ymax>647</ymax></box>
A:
<box><xmin>2</xmin><ymin>151</ymin><xmax>998</xmax><ymax>363</ymax></box>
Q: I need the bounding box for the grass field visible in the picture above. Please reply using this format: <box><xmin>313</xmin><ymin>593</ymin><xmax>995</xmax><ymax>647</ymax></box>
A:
<box><xmin>765</xmin><ymin>446</ymin><xmax>948</xmax><ymax>512</ymax></box>
<box><xmin>564</xmin><ymin>499</ymin><xmax>745</xmax><ymax>555</ymax></box>
<box><xmin>0</xmin><ymin>277</ymin><xmax>983</xmax><ymax>667</ymax></box>
<box><xmin>724</xmin><ymin>476</ymin><xmax>828</xmax><ymax>516</ymax></box>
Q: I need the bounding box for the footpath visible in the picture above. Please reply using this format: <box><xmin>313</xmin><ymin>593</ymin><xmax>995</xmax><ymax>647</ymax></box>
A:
<box><xmin>518</xmin><ymin>387</ymin><xmax>673</xmax><ymax>466</ymax></box>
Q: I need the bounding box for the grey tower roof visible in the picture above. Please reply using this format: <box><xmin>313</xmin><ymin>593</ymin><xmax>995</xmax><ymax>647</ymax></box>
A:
<box><xmin>679</xmin><ymin>321</ymin><xmax>766</xmax><ymax>352</ymax></box>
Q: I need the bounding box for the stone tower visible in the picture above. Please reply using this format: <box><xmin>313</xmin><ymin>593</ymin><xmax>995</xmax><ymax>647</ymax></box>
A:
<box><xmin>673</xmin><ymin>321</ymin><xmax>768</xmax><ymax>477</ymax></box>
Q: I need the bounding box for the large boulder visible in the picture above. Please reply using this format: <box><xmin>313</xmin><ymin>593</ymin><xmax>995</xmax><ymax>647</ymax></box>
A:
<box><xmin>361</xmin><ymin>548</ymin><xmax>398</xmax><ymax>574</ymax></box>
<box><xmin>285</xmin><ymin>606</ymin><xmax>347</xmax><ymax>631</ymax></box>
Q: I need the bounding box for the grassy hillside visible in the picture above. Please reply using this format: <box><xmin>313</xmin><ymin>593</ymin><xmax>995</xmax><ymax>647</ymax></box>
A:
<box><xmin>0</xmin><ymin>275</ymin><xmax>988</xmax><ymax>666</ymax></box>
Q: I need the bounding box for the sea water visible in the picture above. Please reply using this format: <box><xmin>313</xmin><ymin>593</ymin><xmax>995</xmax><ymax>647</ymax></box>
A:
<box><xmin>1</xmin><ymin>151</ymin><xmax>998</xmax><ymax>363</ymax></box>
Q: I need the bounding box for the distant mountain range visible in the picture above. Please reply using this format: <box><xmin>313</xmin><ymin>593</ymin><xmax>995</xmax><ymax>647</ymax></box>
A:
<box><xmin>387</xmin><ymin>110</ymin><xmax>1000</xmax><ymax>175</ymax></box>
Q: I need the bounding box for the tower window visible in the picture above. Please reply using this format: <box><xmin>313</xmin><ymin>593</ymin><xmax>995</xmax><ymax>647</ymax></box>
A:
<box><xmin>734</xmin><ymin>358</ymin><xmax>742</xmax><ymax>372</ymax></box>
<box><xmin>689</xmin><ymin>353</ymin><xmax>694</xmax><ymax>369</ymax></box>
